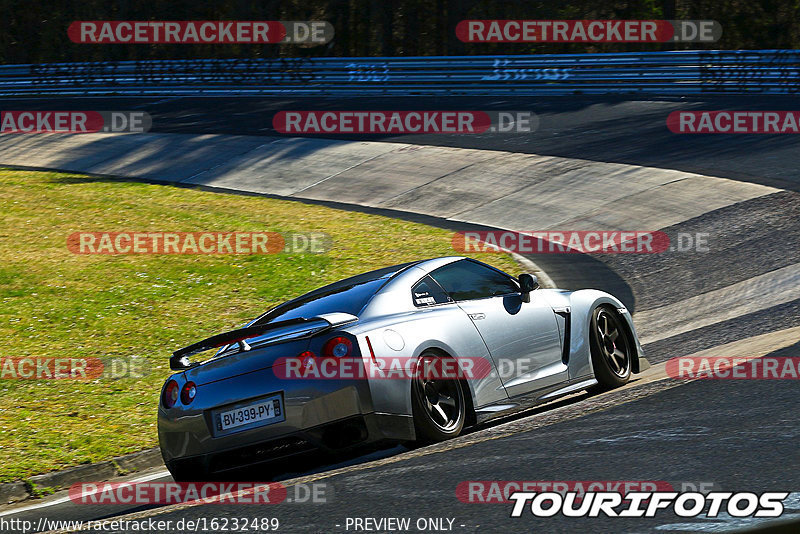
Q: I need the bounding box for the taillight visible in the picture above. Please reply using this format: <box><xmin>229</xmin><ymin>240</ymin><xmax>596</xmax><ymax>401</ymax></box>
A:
<box><xmin>163</xmin><ymin>380</ymin><xmax>179</xmax><ymax>408</ymax></box>
<box><xmin>323</xmin><ymin>336</ymin><xmax>353</xmax><ymax>358</ymax></box>
<box><xmin>181</xmin><ymin>381</ymin><xmax>197</xmax><ymax>405</ymax></box>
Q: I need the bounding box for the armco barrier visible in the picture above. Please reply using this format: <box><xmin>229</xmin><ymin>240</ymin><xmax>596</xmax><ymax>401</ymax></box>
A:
<box><xmin>0</xmin><ymin>50</ymin><xmax>798</xmax><ymax>96</ymax></box>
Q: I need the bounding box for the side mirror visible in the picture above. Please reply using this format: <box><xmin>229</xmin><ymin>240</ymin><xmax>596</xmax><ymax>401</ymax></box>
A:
<box><xmin>518</xmin><ymin>274</ymin><xmax>539</xmax><ymax>302</ymax></box>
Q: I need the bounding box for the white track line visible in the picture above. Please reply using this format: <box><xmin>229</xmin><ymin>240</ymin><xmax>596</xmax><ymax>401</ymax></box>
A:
<box><xmin>0</xmin><ymin>470</ymin><xmax>170</xmax><ymax>518</ymax></box>
<box><xmin>636</xmin><ymin>263</ymin><xmax>800</xmax><ymax>345</ymax></box>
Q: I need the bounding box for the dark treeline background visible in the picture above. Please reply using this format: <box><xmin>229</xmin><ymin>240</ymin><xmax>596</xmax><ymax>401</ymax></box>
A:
<box><xmin>1</xmin><ymin>0</ymin><xmax>798</xmax><ymax>64</ymax></box>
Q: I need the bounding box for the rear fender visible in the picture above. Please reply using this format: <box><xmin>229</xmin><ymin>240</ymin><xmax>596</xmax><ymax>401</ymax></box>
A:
<box><xmin>351</xmin><ymin>306</ymin><xmax>507</xmax><ymax>418</ymax></box>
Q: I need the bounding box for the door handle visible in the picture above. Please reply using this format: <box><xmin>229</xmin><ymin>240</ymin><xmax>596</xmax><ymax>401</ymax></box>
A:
<box><xmin>468</xmin><ymin>313</ymin><xmax>486</xmax><ymax>320</ymax></box>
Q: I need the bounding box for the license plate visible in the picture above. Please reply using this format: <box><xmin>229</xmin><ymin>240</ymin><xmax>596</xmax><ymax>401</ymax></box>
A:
<box><xmin>216</xmin><ymin>395</ymin><xmax>283</xmax><ymax>432</ymax></box>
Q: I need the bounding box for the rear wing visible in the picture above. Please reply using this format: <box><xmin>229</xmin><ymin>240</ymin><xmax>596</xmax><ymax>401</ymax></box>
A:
<box><xmin>170</xmin><ymin>312</ymin><xmax>358</xmax><ymax>371</ymax></box>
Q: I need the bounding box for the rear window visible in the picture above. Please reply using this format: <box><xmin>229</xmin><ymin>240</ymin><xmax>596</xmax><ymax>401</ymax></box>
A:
<box><xmin>255</xmin><ymin>262</ymin><xmax>415</xmax><ymax>324</ymax></box>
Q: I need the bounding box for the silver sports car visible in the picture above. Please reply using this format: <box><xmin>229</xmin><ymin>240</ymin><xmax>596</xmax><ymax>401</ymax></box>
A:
<box><xmin>158</xmin><ymin>257</ymin><xmax>649</xmax><ymax>481</ymax></box>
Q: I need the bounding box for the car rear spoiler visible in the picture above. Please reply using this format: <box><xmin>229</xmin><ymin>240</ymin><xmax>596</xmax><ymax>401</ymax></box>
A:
<box><xmin>169</xmin><ymin>312</ymin><xmax>358</xmax><ymax>371</ymax></box>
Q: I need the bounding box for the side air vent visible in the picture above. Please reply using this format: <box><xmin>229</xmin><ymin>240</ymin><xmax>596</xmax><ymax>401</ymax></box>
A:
<box><xmin>553</xmin><ymin>307</ymin><xmax>571</xmax><ymax>364</ymax></box>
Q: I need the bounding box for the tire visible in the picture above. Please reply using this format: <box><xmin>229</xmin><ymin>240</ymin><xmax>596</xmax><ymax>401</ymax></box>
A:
<box><xmin>411</xmin><ymin>352</ymin><xmax>467</xmax><ymax>442</ymax></box>
<box><xmin>589</xmin><ymin>305</ymin><xmax>633</xmax><ymax>391</ymax></box>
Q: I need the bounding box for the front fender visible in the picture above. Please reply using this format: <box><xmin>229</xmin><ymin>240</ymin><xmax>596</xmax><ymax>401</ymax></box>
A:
<box><xmin>541</xmin><ymin>289</ymin><xmax>649</xmax><ymax>380</ymax></box>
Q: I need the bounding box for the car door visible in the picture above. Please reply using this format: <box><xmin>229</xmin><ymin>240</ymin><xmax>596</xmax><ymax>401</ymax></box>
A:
<box><xmin>429</xmin><ymin>259</ymin><xmax>567</xmax><ymax>397</ymax></box>
<box><xmin>408</xmin><ymin>275</ymin><xmax>508</xmax><ymax>406</ymax></box>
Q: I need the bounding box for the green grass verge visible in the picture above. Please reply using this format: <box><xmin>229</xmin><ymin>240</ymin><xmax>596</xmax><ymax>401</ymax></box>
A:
<box><xmin>0</xmin><ymin>169</ymin><xmax>520</xmax><ymax>483</ymax></box>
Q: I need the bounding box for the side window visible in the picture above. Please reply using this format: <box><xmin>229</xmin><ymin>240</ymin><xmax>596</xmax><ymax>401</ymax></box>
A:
<box><xmin>412</xmin><ymin>276</ymin><xmax>451</xmax><ymax>307</ymax></box>
<box><xmin>430</xmin><ymin>260</ymin><xmax>518</xmax><ymax>301</ymax></box>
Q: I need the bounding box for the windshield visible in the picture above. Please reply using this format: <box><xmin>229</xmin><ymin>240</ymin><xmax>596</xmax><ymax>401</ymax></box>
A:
<box><xmin>253</xmin><ymin>262</ymin><xmax>417</xmax><ymax>325</ymax></box>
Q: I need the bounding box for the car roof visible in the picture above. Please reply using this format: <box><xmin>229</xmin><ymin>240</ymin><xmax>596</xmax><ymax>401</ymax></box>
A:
<box><xmin>407</xmin><ymin>256</ymin><xmax>466</xmax><ymax>274</ymax></box>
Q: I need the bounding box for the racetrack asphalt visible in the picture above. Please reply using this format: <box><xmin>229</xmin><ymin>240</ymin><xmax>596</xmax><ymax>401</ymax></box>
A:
<box><xmin>96</xmin><ymin>376</ymin><xmax>800</xmax><ymax>533</ymax></box>
<box><xmin>2</xmin><ymin>94</ymin><xmax>799</xmax><ymax>191</ymax></box>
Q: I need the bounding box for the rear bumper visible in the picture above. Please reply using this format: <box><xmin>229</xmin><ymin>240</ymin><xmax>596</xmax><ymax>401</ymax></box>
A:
<box><xmin>163</xmin><ymin>412</ymin><xmax>413</xmax><ymax>478</ymax></box>
<box><xmin>158</xmin><ymin>364</ymin><xmax>415</xmax><ymax>474</ymax></box>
